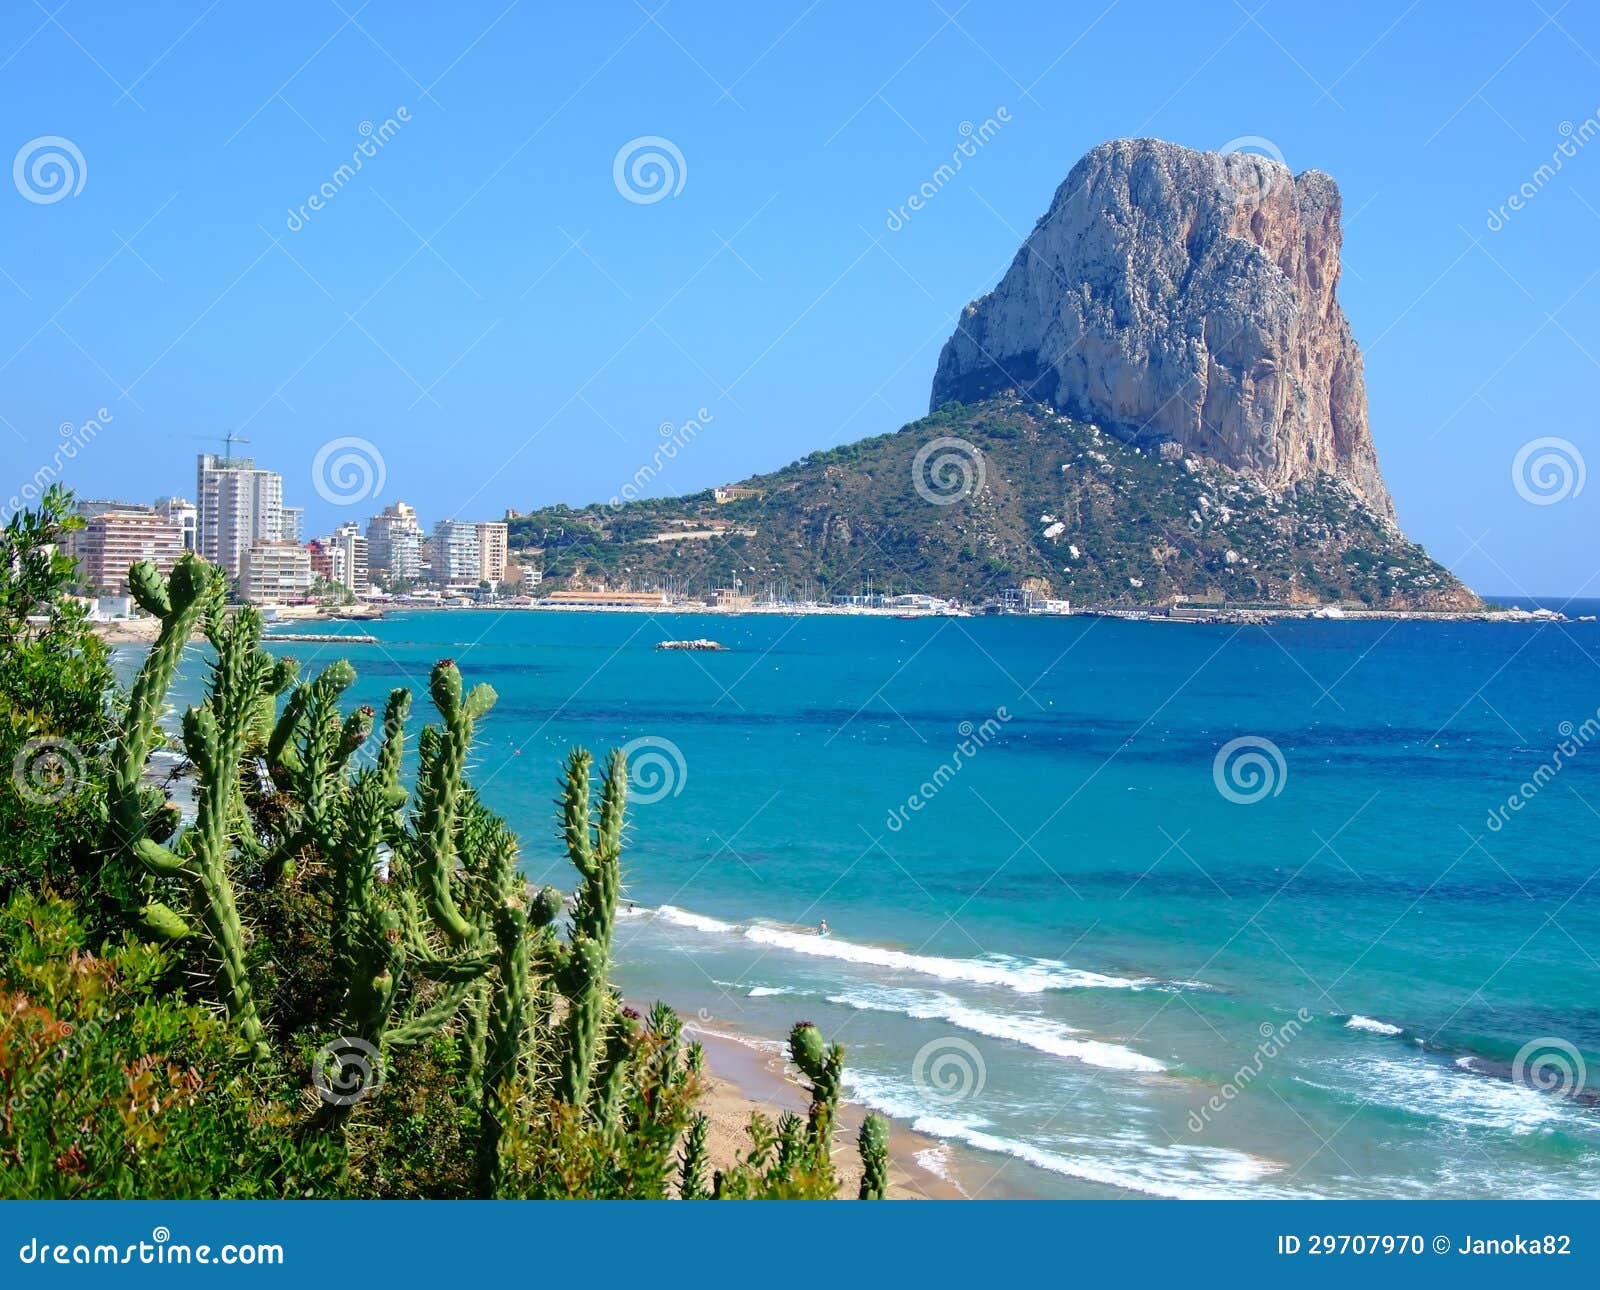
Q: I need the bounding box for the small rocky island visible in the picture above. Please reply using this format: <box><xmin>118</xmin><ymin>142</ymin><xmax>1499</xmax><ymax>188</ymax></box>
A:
<box><xmin>656</xmin><ymin>639</ymin><xmax>726</xmax><ymax>651</ymax></box>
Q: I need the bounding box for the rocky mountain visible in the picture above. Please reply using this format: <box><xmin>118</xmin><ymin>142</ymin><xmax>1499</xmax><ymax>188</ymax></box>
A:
<box><xmin>930</xmin><ymin>138</ymin><xmax>1394</xmax><ymax>520</ymax></box>
<box><xmin>507</xmin><ymin>139</ymin><xmax>1477</xmax><ymax>610</ymax></box>
<box><xmin>510</xmin><ymin>398</ymin><xmax>1475</xmax><ymax>609</ymax></box>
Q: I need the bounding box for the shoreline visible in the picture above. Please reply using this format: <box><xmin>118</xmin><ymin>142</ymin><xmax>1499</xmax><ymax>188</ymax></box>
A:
<box><xmin>87</xmin><ymin>598</ymin><xmax>1586</xmax><ymax>646</ymax></box>
<box><xmin>679</xmin><ymin>1015</ymin><xmax>968</xmax><ymax>1199</ymax></box>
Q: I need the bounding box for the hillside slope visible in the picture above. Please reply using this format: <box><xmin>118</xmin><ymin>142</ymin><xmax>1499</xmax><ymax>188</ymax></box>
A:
<box><xmin>509</xmin><ymin>399</ymin><xmax>1475</xmax><ymax>609</ymax></box>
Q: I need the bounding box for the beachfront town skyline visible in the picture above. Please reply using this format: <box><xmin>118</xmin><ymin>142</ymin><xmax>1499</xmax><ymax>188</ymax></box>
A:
<box><xmin>64</xmin><ymin>449</ymin><xmax>523</xmax><ymax>607</ymax></box>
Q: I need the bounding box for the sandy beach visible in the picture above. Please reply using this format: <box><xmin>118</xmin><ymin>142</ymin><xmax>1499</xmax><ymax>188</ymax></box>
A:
<box><xmin>685</xmin><ymin>1022</ymin><xmax>965</xmax><ymax>1199</ymax></box>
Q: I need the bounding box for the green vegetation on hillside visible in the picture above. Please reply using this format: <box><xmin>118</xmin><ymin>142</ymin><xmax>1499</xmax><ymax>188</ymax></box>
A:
<box><xmin>508</xmin><ymin>399</ymin><xmax>1474</xmax><ymax>609</ymax></box>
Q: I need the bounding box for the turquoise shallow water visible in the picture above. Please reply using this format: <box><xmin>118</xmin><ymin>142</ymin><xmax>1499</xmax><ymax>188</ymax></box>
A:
<box><xmin>167</xmin><ymin>607</ymin><xmax>1600</xmax><ymax>1198</ymax></box>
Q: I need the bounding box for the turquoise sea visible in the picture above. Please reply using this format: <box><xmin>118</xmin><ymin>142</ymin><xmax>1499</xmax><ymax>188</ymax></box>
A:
<box><xmin>163</xmin><ymin>607</ymin><xmax>1600</xmax><ymax>1199</ymax></box>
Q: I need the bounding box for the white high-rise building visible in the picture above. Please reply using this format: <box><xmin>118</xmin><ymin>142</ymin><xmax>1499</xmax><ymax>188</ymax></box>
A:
<box><xmin>367</xmin><ymin>501</ymin><xmax>423</xmax><ymax>583</ymax></box>
<box><xmin>427</xmin><ymin>519</ymin><xmax>480</xmax><ymax>587</ymax></box>
<box><xmin>329</xmin><ymin>522</ymin><xmax>369</xmax><ymax>595</ymax></box>
<box><xmin>195</xmin><ymin>454</ymin><xmax>283</xmax><ymax>580</ymax></box>
<box><xmin>280</xmin><ymin>505</ymin><xmax>305</xmax><ymax>544</ymax></box>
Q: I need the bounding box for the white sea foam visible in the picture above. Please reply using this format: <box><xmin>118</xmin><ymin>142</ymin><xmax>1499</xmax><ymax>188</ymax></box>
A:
<box><xmin>925</xmin><ymin>1124</ymin><xmax>1306</xmax><ymax>1199</ymax></box>
<box><xmin>825</xmin><ymin>985</ymin><xmax>1166</xmax><ymax>1073</ymax></box>
<box><xmin>740</xmin><ymin>922</ymin><xmax>1153</xmax><ymax>994</ymax></box>
<box><xmin>1339</xmin><ymin>1055</ymin><xmax>1580</xmax><ymax>1134</ymax></box>
<box><xmin>844</xmin><ymin>1072</ymin><xmax>1298</xmax><ymax>1199</ymax></box>
<box><xmin>656</xmin><ymin>904</ymin><xmax>739</xmax><ymax>934</ymax></box>
<box><xmin>1345</xmin><ymin>1015</ymin><xmax>1404</xmax><ymax>1037</ymax></box>
<box><xmin>684</xmin><ymin>1022</ymin><xmax>785</xmax><ymax>1055</ymax></box>
<box><xmin>642</xmin><ymin>902</ymin><xmax>1206</xmax><ymax>996</ymax></box>
<box><xmin>746</xmin><ymin>986</ymin><xmax>793</xmax><ymax>998</ymax></box>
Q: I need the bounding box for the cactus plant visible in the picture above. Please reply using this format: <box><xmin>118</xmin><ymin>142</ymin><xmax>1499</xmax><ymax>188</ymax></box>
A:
<box><xmin>677</xmin><ymin>1113</ymin><xmax>710</xmax><ymax>1199</ymax></box>
<box><xmin>327</xmin><ymin>772</ymin><xmax>404</xmax><ymax>1045</ymax></box>
<box><xmin>789</xmin><ymin>1020</ymin><xmax>843</xmax><ymax>1174</ymax></box>
<box><xmin>131</xmin><ymin>606</ymin><xmax>280</xmax><ymax>1060</ymax></box>
<box><xmin>857</xmin><ymin>1113</ymin><xmax>889</xmax><ymax>1199</ymax></box>
<box><xmin>88</xmin><ymin>560</ymin><xmax>883</xmax><ymax>1198</ymax></box>
<box><xmin>551</xmin><ymin>747</ymin><xmax>627</xmax><ymax>1108</ymax></box>
<box><xmin>104</xmin><ymin>554</ymin><xmax>217</xmax><ymax>933</ymax></box>
<box><xmin>409</xmin><ymin>660</ymin><xmax>495</xmax><ymax>945</ymax></box>
<box><xmin>474</xmin><ymin>818</ymin><xmax>531</xmax><ymax>1195</ymax></box>
<box><xmin>263</xmin><ymin>659</ymin><xmax>363</xmax><ymax>880</ymax></box>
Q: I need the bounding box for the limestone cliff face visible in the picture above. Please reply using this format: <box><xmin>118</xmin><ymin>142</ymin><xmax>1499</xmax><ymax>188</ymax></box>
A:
<box><xmin>930</xmin><ymin>138</ymin><xmax>1395</xmax><ymax>521</ymax></box>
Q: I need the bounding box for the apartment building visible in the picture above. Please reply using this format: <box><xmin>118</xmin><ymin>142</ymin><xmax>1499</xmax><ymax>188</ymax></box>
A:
<box><xmin>152</xmin><ymin>496</ymin><xmax>197</xmax><ymax>551</ymax></box>
<box><xmin>72</xmin><ymin>508</ymin><xmax>184</xmax><ymax>594</ymax></box>
<box><xmin>195</xmin><ymin>454</ymin><xmax>283</xmax><ymax>580</ymax></box>
<box><xmin>367</xmin><ymin>501</ymin><xmax>423</xmax><ymax>582</ymax></box>
<box><xmin>240</xmin><ymin>542</ymin><xmax>315</xmax><ymax>603</ymax></box>
<box><xmin>427</xmin><ymin>519</ymin><xmax>480</xmax><ymax>587</ymax></box>
<box><xmin>329</xmin><ymin>522</ymin><xmax>370</xmax><ymax>595</ymax></box>
<box><xmin>475</xmin><ymin>520</ymin><xmax>508</xmax><ymax>583</ymax></box>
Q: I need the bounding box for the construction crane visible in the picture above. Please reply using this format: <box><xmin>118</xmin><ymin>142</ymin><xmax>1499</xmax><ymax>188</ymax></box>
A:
<box><xmin>190</xmin><ymin>431</ymin><xmax>251</xmax><ymax>465</ymax></box>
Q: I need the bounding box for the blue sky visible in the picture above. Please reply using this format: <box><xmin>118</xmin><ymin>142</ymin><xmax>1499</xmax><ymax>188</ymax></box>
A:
<box><xmin>1</xmin><ymin>0</ymin><xmax>1596</xmax><ymax>595</ymax></box>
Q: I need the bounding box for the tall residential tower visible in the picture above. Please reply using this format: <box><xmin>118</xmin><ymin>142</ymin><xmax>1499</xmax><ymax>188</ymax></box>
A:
<box><xmin>195</xmin><ymin>453</ymin><xmax>283</xmax><ymax>580</ymax></box>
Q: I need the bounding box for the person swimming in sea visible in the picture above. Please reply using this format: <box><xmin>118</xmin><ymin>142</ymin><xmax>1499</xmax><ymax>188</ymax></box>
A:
<box><xmin>817</xmin><ymin>919</ymin><xmax>828</xmax><ymax>937</ymax></box>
